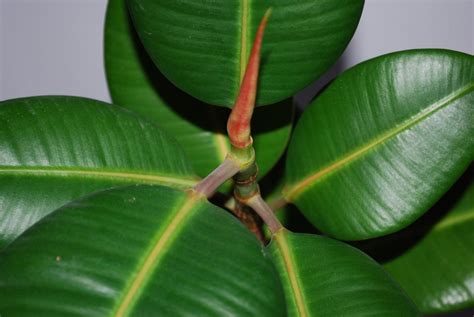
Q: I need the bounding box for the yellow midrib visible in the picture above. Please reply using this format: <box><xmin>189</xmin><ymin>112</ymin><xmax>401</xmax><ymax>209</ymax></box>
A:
<box><xmin>275</xmin><ymin>232</ymin><xmax>310</xmax><ymax>317</ymax></box>
<box><xmin>285</xmin><ymin>84</ymin><xmax>474</xmax><ymax>200</ymax></box>
<box><xmin>207</xmin><ymin>109</ymin><xmax>230</xmax><ymax>162</ymax></box>
<box><xmin>113</xmin><ymin>194</ymin><xmax>199</xmax><ymax>316</ymax></box>
<box><xmin>0</xmin><ymin>167</ymin><xmax>198</xmax><ymax>188</ymax></box>
<box><xmin>213</xmin><ymin>133</ymin><xmax>230</xmax><ymax>162</ymax></box>
<box><xmin>239</xmin><ymin>0</ymin><xmax>249</xmax><ymax>84</ymax></box>
<box><xmin>208</xmin><ymin>0</ymin><xmax>249</xmax><ymax>162</ymax></box>
<box><xmin>433</xmin><ymin>207</ymin><xmax>474</xmax><ymax>232</ymax></box>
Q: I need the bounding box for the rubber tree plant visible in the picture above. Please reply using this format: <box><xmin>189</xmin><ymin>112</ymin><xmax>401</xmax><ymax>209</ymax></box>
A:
<box><xmin>0</xmin><ymin>0</ymin><xmax>472</xmax><ymax>316</ymax></box>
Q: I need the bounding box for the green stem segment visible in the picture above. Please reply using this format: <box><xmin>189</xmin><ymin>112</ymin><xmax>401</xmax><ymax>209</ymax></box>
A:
<box><xmin>232</xmin><ymin>145</ymin><xmax>259</xmax><ymax>199</ymax></box>
<box><xmin>229</xmin><ymin>143</ymin><xmax>266</xmax><ymax>239</ymax></box>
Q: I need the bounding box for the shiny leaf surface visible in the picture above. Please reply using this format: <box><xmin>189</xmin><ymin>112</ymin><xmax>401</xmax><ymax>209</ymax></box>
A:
<box><xmin>268</xmin><ymin>230</ymin><xmax>419</xmax><ymax>316</ymax></box>
<box><xmin>285</xmin><ymin>50</ymin><xmax>474</xmax><ymax>240</ymax></box>
<box><xmin>127</xmin><ymin>0</ymin><xmax>364</xmax><ymax>106</ymax></box>
<box><xmin>0</xmin><ymin>96</ymin><xmax>197</xmax><ymax>248</ymax></box>
<box><xmin>0</xmin><ymin>185</ymin><xmax>285</xmax><ymax>316</ymax></box>
<box><xmin>105</xmin><ymin>0</ymin><xmax>293</xmax><ymax>180</ymax></box>
<box><xmin>384</xmin><ymin>175</ymin><xmax>474</xmax><ymax>314</ymax></box>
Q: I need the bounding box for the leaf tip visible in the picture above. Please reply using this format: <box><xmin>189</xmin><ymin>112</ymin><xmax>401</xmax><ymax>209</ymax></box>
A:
<box><xmin>227</xmin><ymin>8</ymin><xmax>272</xmax><ymax>149</ymax></box>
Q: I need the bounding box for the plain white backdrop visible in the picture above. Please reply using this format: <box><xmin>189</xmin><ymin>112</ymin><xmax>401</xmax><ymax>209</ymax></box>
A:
<box><xmin>0</xmin><ymin>0</ymin><xmax>473</xmax><ymax>103</ymax></box>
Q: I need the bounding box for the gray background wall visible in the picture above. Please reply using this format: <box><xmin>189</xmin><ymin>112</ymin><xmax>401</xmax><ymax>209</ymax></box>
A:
<box><xmin>0</xmin><ymin>0</ymin><xmax>472</xmax><ymax>102</ymax></box>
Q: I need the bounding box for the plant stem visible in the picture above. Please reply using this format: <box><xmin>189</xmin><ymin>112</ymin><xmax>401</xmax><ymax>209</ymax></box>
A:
<box><xmin>233</xmin><ymin>148</ymin><xmax>259</xmax><ymax>199</ymax></box>
<box><xmin>224</xmin><ymin>9</ymin><xmax>275</xmax><ymax>238</ymax></box>
<box><xmin>246</xmin><ymin>194</ymin><xmax>283</xmax><ymax>234</ymax></box>
<box><xmin>232</xmin><ymin>201</ymin><xmax>266</xmax><ymax>243</ymax></box>
<box><xmin>193</xmin><ymin>156</ymin><xmax>240</xmax><ymax>198</ymax></box>
<box><xmin>231</xmin><ymin>155</ymin><xmax>266</xmax><ymax>240</ymax></box>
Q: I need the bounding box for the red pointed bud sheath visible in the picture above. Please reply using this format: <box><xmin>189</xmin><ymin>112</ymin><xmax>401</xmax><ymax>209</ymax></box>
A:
<box><xmin>227</xmin><ymin>9</ymin><xmax>272</xmax><ymax>149</ymax></box>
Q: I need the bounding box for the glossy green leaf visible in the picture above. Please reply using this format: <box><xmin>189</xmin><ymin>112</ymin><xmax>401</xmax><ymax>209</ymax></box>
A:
<box><xmin>383</xmin><ymin>175</ymin><xmax>474</xmax><ymax>314</ymax></box>
<box><xmin>126</xmin><ymin>0</ymin><xmax>364</xmax><ymax>106</ymax></box>
<box><xmin>0</xmin><ymin>185</ymin><xmax>286</xmax><ymax>316</ymax></box>
<box><xmin>105</xmin><ymin>0</ymin><xmax>293</xmax><ymax>181</ymax></box>
<box><xmin>261</xmin><ymin>172</ymin><xmax>314</xmax><ymax>234</ymax></box>
<box><xmin>268</xmin><ymin>230</ymin><xmax>420</xmax><ymax>316</ymax></box>
<box><xmin>284</xmin><ymin>50</ymin><xmax>474</xmax><ymax>240</ymax></box>
<box><xmin>0</xmin><ymin>96</ymin><xmax>197</xmax><ymax>248</ymax></box>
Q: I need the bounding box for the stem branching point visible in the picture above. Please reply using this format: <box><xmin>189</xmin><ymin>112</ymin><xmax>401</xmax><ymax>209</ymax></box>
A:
<box><xmin>193</xmin><ymin>156</ymin><xmax>240</xmax><ymax>198</ymax></box>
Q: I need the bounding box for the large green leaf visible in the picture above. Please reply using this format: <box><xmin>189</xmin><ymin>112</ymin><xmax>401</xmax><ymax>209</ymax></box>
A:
<box><xmin>105</xmin><ymin>0</ymin><xmax>293</xmax><ymax>181</ymax></box>
<box><xmin>0</xmin><ymin>185</ymin><xmax>286</xmax><ymax>316</ymax></box>
<box><xmin>126</xmin><ymin>0</ymin><xmax>364</xmax><ymax>106</ymax></box>
<box><xmin>383</xmin><ymin>173</ymin><xmax>474</xmax><ymax>314</ymax></box>
<box><xmin>0</xmin><ymin>96</ymin><xmax>197</xmax><ymax>248</ymax></box>
<box><xmin>268</xmin><ymin>230</ymin><xmax>419</xmax><ymax>316</ymax></box>
<box><xmin>284</xmin><ymin>50</ymin><xmax>474</xmax><ymax>240</ymax></box>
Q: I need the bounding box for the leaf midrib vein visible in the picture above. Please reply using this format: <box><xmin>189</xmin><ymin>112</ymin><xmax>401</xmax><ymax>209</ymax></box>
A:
<box><xmin>433</xmin><ymin>207</ymin><xmax>474</xmax><ymax>232</ymax></box>
<box><xmin>286</xmin><ymin>84</ymin><xmax>473</xmax><ymax>200</ymax></box>
<box><xmin>239</xmin><ymin>0</ymin><xmax>250</xmax><ymax>84</ymax></box>
<box><xmin>112</xmin><ymin>195</ymin><xmax>199</xmax><ymax>316</ymax></box>
<box><xmin>275</xmin><ymin>232</ymin><xmax>310</xmax><ymax>317</ymax></box>
<box><xmin>0</xmin><ymin>166</ymin><xmax>198</xmax><ymax>188</ymax></box>
<box><xmin>213</xmin><ymin>132</ymin><xmax>230</xmax><ymax>162</ymax></box>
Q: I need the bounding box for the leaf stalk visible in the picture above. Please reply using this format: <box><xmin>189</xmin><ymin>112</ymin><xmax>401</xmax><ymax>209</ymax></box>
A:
<box><xmin>193</xmin><ymin>156</ymin><xmax>240</xmax><ymax>198</ymax></box>
<box><xmin>246</xmin><ymin>194</ymin><xmax>283</xmax><ymax>234</ymax></box>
